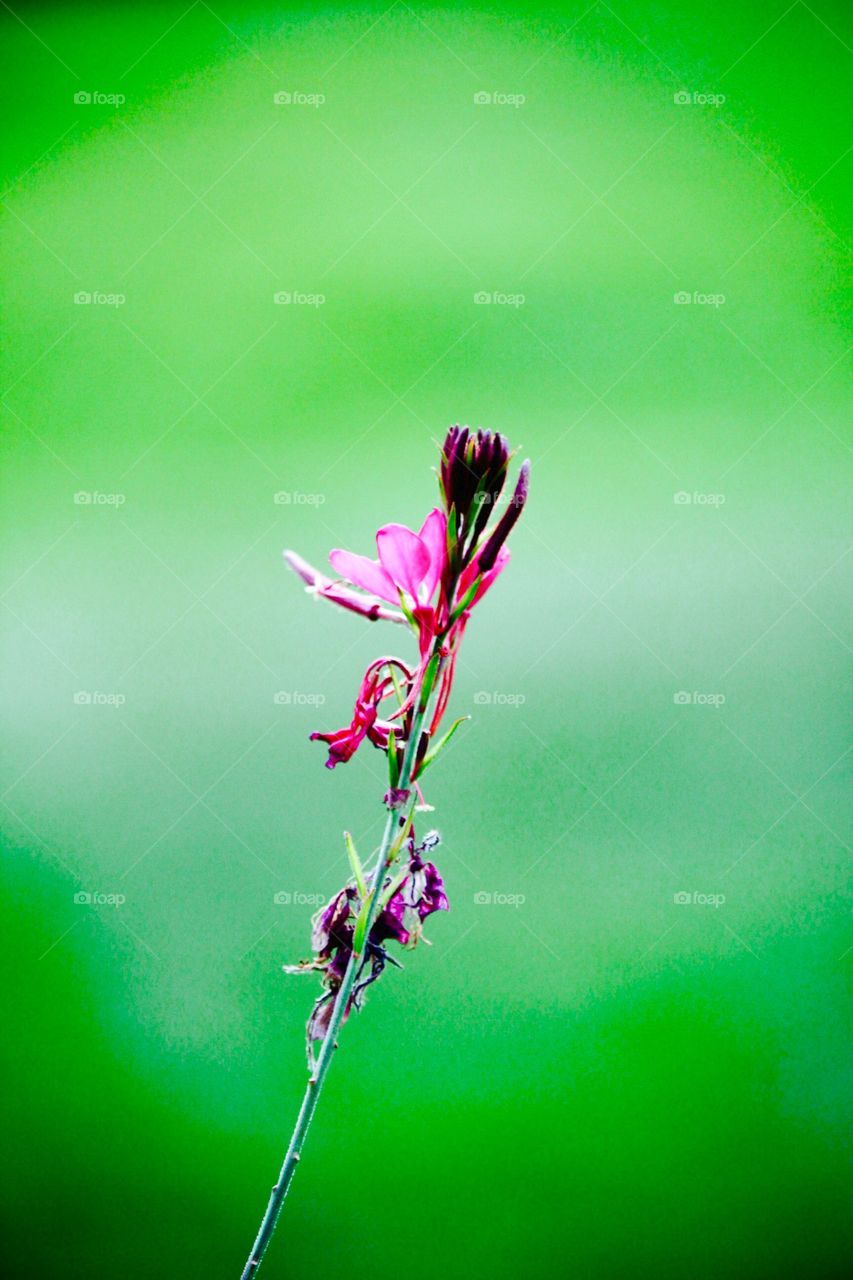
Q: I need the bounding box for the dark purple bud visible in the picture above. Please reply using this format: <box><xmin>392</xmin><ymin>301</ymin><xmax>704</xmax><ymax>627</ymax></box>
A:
<box><xmin>439</xmin><ymin>426</ymin><xmax>513</xmax><ymax>566</ymax></box>
<box><xmin>477</xmin><ymin>459</ymin><xmax>529</xmax><ymax>573</ymax></box>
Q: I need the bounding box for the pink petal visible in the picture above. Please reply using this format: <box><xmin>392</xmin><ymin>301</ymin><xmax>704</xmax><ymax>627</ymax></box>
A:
<box><xmin>475</xmin><ymin>545</ymin><xmax>511</xmax><ymax>603</ymax></box>
<box><xmin>417</xmin><ymin>508</ymin><xmax>448</xmax><ymax>602</ymax></box>
<box><xmin>376</xmin><ymin>523</ymin><xmax>431</xmax><ymax>599</ymax></box>
<box><xmin>329</xmin><ymin>549</ymin><xmax>397</xmax><ymax>603</ymax></box>
<box><xmin>458</xmin><ymin>545</ymin><xmax>510</xmax><ymax>607</ymax></box>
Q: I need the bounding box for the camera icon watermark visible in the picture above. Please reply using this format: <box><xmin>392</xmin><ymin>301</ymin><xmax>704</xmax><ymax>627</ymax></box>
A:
<box><xmin>473</xmin><ymin>90</ymin><xmax>526</xmax><ymax>107</ymax></box>
<box><xmin>673</xmin><ymin>491</ymin><xmax>725</xmax><ymax>507</ymax></box>
<box><xmin>273</xmin><ymin>291</ymin><xmax>325</xmax><ymax>307</ymax></box>
<box><xmin>673</xmin><ymin>690</ymin><xmax>726</xmax><ymax>707</ymax></box>
<box><xmin>274</xmin><ymin>890</ymin><xmax>327</xmax><ymax>906</ymax></box>
<box><xmin>74</xmin><ymin>690</ymin><xmax>126</xmax><ymax>706</ymax></box>
<box><xmin>474</xmin><ymin>290</ymin><xmax>525</xmax><ymax>307</ymax></box>
<box><xmin>473</xmin><ymin>890</ymin><xmax>526</xmax><ymax>906</ymax></box>
<box><xmin>74</xmin><ymin>491</ymin><xmax>126</xmax><ymax>506</ymax></box>
<box><xmin>74</xmin><ymin>890</ymin><xmax>126</xmax><ymax>907</ymax></box>
<box><xmin>273</xmin><ymin>490</ymin><xmax>326</xmax><ymax>506</ymax></box>
<box><xmin>73</xmin><ymin>91</ymin><xmax>126</xmax><ymax>106</ymax></box>
<box><xmin>473</xmin><ymin>490</ymin><xmax>523</xmax><ymax>511</ymax></box>
<box><xmin>273</xmin><ymin>90</ymin><xmax>325</xmax><ymax>107</ymax></box>
<box><xmin>473</xmin><ymin>690</ymin><xmax>526</xmax><ymax>706</ymax></box>
<box><xmin>673</xmin><ymin>90</ymin><xmax>725</xmax><ymax>107</ymax></box>
<box><xmin>74</xmin><ymin>291</ymin><xmax>126</xmax><ymax>307</ymax></box>
<box><xmin>673</xmin><ymin>290</ymin><xmax>725</xmax><ymax>307</ymax></box>
<box><xmin>273</xmin><ymin>691</ymin><xmax>327</xmax><ymax>707</ymax></box>
<box><xmin>673</xmin><ymin>890</ymin><xmax>726</xmax><ymax>907</ymax></box>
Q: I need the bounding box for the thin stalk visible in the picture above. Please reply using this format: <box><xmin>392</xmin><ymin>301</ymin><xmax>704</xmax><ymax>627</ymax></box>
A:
<box><xmin>239</xmin><ymin>701</ymin><xmax>428</xmax><ymax>1278</ymax></box>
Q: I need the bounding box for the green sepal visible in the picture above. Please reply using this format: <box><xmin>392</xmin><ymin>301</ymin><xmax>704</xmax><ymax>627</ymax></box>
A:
<box><xmin>344</xmin><ymin>831</ymin><xmax>368</xmax><ymax>901</ymax></box>
<box><xmin>449</xmin><ymin>575</ymin><xmax>482</xmax><ymax>622</ymax></box>
<box><xmin>446</xmin><ymin>504</ymin><xmax>459</xmax><ymax>568</ymax></box>
<box><xmin>389</xmin><ymin>806</ymin><xmax>416</xmax><ymax>859</ymax></box>
<box><xmin>416</xmin><ymin>716</ymin><xmax>469</xmax><ymax>777</ymax></box>
<box><xmin>352</xmin><ymin>895</ymin><xmax>372</xmax><ymax>956</ymax></box>
<box><xmin>418</xmin><ymin>653</ymin><xmax>441</xmax><ymax>712</ymax></box>
<box><xmin>387</xmin><ymin>730</ymin><xmax>399</xmax><ymax>789</ymax></box>
<box><xmin>446</xmin><ymin>503</ymin><xmax>457</xmax><ymax>548</ymax></box>
<box><xmin>397</xmin><ymin>590</ymin><xmax>417</xmax><ymax>629</ymax></box>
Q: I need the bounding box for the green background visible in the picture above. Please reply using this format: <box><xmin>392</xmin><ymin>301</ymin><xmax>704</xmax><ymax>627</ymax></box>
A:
<box><xmin>2</xmin><ymin>2</ymin><xmax>851</xmax><ymax>1276</ymax></box>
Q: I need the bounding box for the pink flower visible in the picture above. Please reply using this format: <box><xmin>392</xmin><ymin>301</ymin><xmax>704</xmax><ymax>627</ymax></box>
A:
<box><xmin>285</xmin><ymin>430</ymin><xmax>530</xmax><ymax>775</ymax></box>
<box><xmin>283</xmin><ymin>550</ymin><xmax>407</xmax><ymax>626</ymax></box>
<box><xmin>456</xmin><ymin>543</ymin><xmax>512</xmax><ymax>609</ymax></box>
<box><xmin>310</xmin><ymin>657</ymin><xmax>411</xmax><ymax>770</ymax></box>
<box><xmin>329</xmin><ymin>509</ymin><xmax>447</xmax><ymax>610</ymax></box>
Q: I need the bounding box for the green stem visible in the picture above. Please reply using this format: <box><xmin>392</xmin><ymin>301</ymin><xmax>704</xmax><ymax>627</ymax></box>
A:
<box><xmin>239</xmin><ymin>703</ymin><xmax>428</xmax><ymax>1278</ymax></box>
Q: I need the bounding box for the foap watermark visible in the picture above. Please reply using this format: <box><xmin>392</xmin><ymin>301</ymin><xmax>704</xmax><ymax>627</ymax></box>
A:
<box><xmin>74</xmin><ymin>291</ymin><xmax>126</xmax><ymax>307</ymax></box>
<box><xmin>673</xmin><ymin>890</ymin><xmax>726</xmax><ymax>907</ymax></box>
<box><xmin>74</xmin><ymin>691</ymin><xmax>126</xmax><ymax>706</ymax></box>
<box><xmin>274</xmin><ymin>890</ymin><xmax>327</xmax><ymax>906</ymax></box>
<box><xmin>74</xmin><ymin>90</ymin><xmax>126</xmax><ymax>106</ymax></box>
<box><xmin>274</xmin><ymin>291</ymin><xmax>325</xmax><ymax>307</ymax></box>
<box><xmin>473</xmin><ymin>690</ymin><xmax>526</xmax><ymax>706</ymax></box>
<box><xmin>673</xmin><ymin>90</ymin><xmax>725</xmax><ymax>107</ymax></box>
<box><xmin>273</xmin><ymin>90</ymin><xmax>325</xmax><ymax>107</ymax></box>
<box><xmin>673</xmin><ymin>290</ymin><xmax>725</xmax><ymax>307</ymax></box>
<box><xmin>74</xmin><ymin>490</ymin><xmax>126</xmax><ymax>506</ymax></box>
<box><xmin>473</xmin><ymin>890</ymin><xmax>526</xmax><ymax>907</ymax></box>
<box><xmin>274</xmin><ymin>691</ymin><xmax>327</xmax><ymax>707</ymax></box>
<box><xmin>273</xmin><ymin>490</ymin><xmax>326</xmax><ymax>506</ymax></box>
<box><xmin>673</xmin><ymin>690</ymin><xmax>725</xmax><ymax>707</ymax></box>
<box><xmin>74</xmin><ymin>890</ymin><xmax>126</xmax><ymax>907</ymax></box>
<box><xmin>474</xmin><ymin>290</ymin><xmax>525</xmax><ymax>307</ymax></box>
<box><xmin>473</xmin><ymin>90</ymin><xmax>525</xmax><ymax>107</ymax></box>
<box><xmin>474</xmin><ymin>489</ymin><xmax>526</xmax><ymax>511</ymax></box>
<box><xmin>673</xmin><ymin>490</ymin><xmax>725</xmax><ymax>507</ymax></box>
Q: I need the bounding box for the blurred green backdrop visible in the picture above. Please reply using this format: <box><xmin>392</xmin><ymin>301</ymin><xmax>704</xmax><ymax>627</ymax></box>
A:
<box><xmin>1</xmin><ymin>2</ymin><xmax>851</xmax><ymax>1276</ymax></box>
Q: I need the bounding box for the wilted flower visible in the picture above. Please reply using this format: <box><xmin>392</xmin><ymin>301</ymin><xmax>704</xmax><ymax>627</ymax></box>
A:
<box><xmin>309</xmin><ymin>656</ymin><xmax>412</xmax><ymax>769</ymax></box>
<box><xmin>286</xmin><ymin>834</ymin><xmax>449</xmax><ymax>1064</ymax></box>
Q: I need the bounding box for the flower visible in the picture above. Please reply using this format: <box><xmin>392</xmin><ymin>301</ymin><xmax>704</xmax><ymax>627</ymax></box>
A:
<box><xmin>329</xmin><ymin>508</ymin><xmax>447</xmax><ymax>610</ymax></box>
<box><xmin>286</xmin><ymin>837</ymin><xmax>450</xmax><ymax>1062</ymax></box>
<box><xmin>285</xmin><ymin>426</ymin><xmax>529</xmax><ymax>773</ymax></box>
<box><xmin>283</xmin><ymin>549</ymin><xmax>407</xmax><ymax>625</ymax></box>
<box><xmin>310</xmin><ymin>657</ymin><xmax>411</xmax><ymax>769</ymax></box>
<box><xmin>406</xmin><ymin>854</ymin><xmax>449</xmax><ymax>920</ymax></box>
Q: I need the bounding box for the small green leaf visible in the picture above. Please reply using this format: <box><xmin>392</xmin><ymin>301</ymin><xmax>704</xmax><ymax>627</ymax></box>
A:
<box><xmin>387</xmin><ymin>730</ymin><xmax>399</xmax><ymax>789</ymax></box>
<box><xmin>446</xmin><ymin>503</ymin><xmax>458</xmax><ymax>551</ymax></box>
<box><xmin>418</xmin><ymin>653</ymin><xmax>441</xmax><ymax>712</ymax></box>
<box><xmin>416</xmin><ymin>716</ymin><xmax>469</xmax><ymax>777</ymax></box>
<box><xmin>352</xmin><ymin>896</ymin><xmax>372</xmax><ymax>955</ymax></box>
<box><xmin>389</xmin><ymin>806</ymin><xmax>416</xmax><ymax>859</ymax></box>
<box><xmin>344</xmin><ymin>831</ymin><xmax>367</xmax><ymax>900</ymax></box>
<box><xmin>449</xmin><ymin>576</ymin><xmax>482</xmax><ymax>622</ymax></box>
<box><xmin>397</xmin><ymin>590</ymin><xmax>417</xmax><ymax>629</ymax></box>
